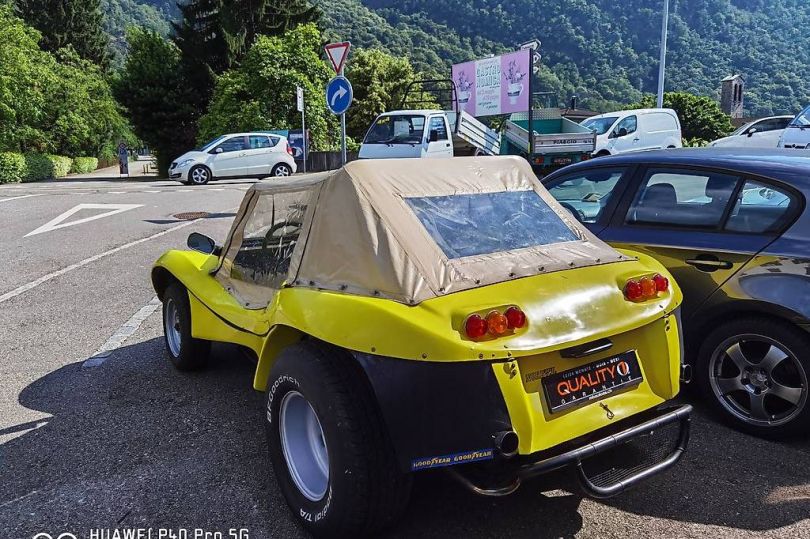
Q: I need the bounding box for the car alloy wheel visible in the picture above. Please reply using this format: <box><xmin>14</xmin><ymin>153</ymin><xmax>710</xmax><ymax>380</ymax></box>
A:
<box><xmin>164</xmin><ymin>297</ymin><xmax>182</xmax><ymax>357</ymax></box>
<box><xmin>708</xmin><ymin>334</ymin><xmax>807</xmax><ymax>428</ymax></box>
<box><xmin>279</xmin><ymin>390</ymin><xmax>329</xmax><ymax>502</ymax></box>
<box><xmin>274</xmin><ymin>164</ymin><xmax>291</xmax><ymax>177</ymax></box>
<box><xmin>190</xmin><ymin>166</ymin><xmax>210</xmax><ymax>184</ymax></box>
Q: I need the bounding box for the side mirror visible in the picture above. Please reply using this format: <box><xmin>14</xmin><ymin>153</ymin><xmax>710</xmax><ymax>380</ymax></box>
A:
<box><xmin>211</xmin><ymin>147</ymin><xmax>224</xmax><ymax>154</ymax></box>
<box><xmin>429</xmin><ymin>130</ymin><xmax>439</xmax><ymax>142</ymax></box>
<box><xmin>746</xmin><ymin>128</ymin><xmax>757</xmax><ymax>137</ymax></box>
<box><xmin>187</xmin><ymin>232</ymin><xmax>220</xmax><ymax>255</ymax></box>
<box><xmin>617</xmin><ymin>127</ymin><xmax>629</xmax><ymax>137</ymax></box>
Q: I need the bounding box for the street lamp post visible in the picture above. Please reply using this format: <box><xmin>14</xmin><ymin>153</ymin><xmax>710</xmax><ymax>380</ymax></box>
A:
<box><xmin>656</xmin><ymin>0</ymin><xmax>669</xmax><ymax>108</ymax></box>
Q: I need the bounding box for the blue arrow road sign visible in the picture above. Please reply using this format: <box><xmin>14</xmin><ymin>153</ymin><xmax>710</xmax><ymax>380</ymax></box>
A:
<box><xmin>326</xmin><ymin>76</ymin><xmax>353</xmax><ymax>115</ymax></box>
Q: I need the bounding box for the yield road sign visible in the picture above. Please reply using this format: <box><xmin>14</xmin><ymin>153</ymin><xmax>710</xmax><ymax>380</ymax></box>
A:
<box><xmin>325</xmin><ymin>41</ymin><xmax>351</xmax><ymax>74</ymax></box>
<box><xmin>326</xmin><ymin>76</ymin><xmax>353</xmax><ymax>115</ymax></box>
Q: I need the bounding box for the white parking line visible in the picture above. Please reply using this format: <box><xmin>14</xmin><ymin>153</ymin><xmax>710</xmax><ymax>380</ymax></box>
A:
<box><xmin>0</xmin><ymin>218</ymin><xmax>202</xmax><ymax>305</ymax></box>
<box><xmin>0</xmin><ymin>194</ymin><xmax>41</xmax><ymax>203</ymax></box>
<box><xmin>83</xmin><ymin>296</ymin><xmax>161</xmax><ymax>368</ymax></box>
<box><xmin>142</xmin><ymin>190</ymin><xmax>160</xmax><ymax>193</ymax></box>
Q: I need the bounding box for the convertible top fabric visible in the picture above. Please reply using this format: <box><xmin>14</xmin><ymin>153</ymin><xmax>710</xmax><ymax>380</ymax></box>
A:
<box><xmin>216</xmin><ymin>156</ymin><xmax>630</xmax><ymax>307</ymax></box>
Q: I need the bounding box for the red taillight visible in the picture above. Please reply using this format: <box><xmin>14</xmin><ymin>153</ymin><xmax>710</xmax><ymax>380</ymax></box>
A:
<box><xmin>504</xmin><ymin>306</ymin><xmax>526</xmax><ymax>329</ymax></box>
<box><xmin>464</xmin><ymin>314</ymin><xmax>487</xmax><ymax>339</ymax></box>
<box><xmin>286</xmin><ymin>143</ymin><xmax>294</xmax><ymax>156</ymax></box>
<box><xmin>624</xmin><ymin>279</ymin><xmax>644</xmax><ymax>301</ymax></box>
<box><xmin>486</xmin><ymin>311</ymin><xmax>509</xmax><ymax>336</ymax></box>
<box><xmin>653</xmin><ymin>273</ymin><xmax>669</xmax><ymax>292</ymax></box>
<box><xmin>624</xmin><ymin>273</ymin><xmax>669</xmax><ymax>301</ymax></box>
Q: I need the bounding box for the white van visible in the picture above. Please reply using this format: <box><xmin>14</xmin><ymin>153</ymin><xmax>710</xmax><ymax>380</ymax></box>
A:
<box><xmin>581</xmin><ymin>108</ymin><xmax>682</xmax><ymax>156</ymax></box>
<box><xmin>777</xmin><ymin>106</ymin><xmax>810</xmax><ymax>150</ymax></box>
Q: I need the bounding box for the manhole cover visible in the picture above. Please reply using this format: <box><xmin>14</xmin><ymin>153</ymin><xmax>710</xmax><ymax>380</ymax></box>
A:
<box><xmin>173</xmin><ymin>211</ymin><xmax>210</xmax><ymax>220</ymax></box>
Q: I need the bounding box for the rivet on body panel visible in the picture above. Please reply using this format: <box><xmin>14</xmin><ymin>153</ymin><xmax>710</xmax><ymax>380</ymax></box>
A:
<box><xmin>371</xmin><ymin>347</ymin><xmax>376</xmax><ymax>353</ymax></box>
<box><xmin>421</xmin><ymin>353</ymin><xmax>428</xmax><ymax>359</ymax></box>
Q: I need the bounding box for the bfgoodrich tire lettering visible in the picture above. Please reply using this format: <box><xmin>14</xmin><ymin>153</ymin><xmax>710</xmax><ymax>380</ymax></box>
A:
<box><xmin>162</xmin><ymin>283</ymin><xmax>210</xmax><ymax>370</ymax></box>
<box><xmin>697</xmin><ymin>317</ymin><xmax>810</xmax><ymax>438</ymax></box>
<box><xmin>265</xmin><ymin>341</ymin><xmax>411</xmax><ymax>536</ymax></box>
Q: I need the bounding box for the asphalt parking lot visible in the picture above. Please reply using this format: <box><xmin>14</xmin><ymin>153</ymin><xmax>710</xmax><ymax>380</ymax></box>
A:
<box><xmin>0</xmin><ymin>176</ymin><xmax>808</xmax><ymax>539</ymax></box>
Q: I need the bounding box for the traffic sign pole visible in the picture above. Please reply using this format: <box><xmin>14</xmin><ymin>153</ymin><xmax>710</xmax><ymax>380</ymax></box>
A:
<box><xmin>340</xmin><ymin>67</ymin><xmax>347</xmax><ymax>166</ymax></box>
<box><xmin>297</xmin><ymin>86</ymin><xmax>307</xmax><ymax>173</ymax></box>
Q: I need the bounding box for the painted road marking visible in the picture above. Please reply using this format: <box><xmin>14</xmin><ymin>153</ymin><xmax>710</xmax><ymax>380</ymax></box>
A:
<box><xmin>0</xmin><ymin>194</ymin><xmax>42</xmax><ymax>203</ymax></box>
<box><xmin>0</xmin><ymin>217</ymin><xmax>204</xmax><ymax>305</ymax></box>
<box><xmin>83</xmin><ymin>297</ymin><xmax>161</xmax><ymax>368</ymax></box>
<box><xmin>25</xmin><ymin>203</ymin><xmax>143</xmax><ymax>237</ymax></box>
<box><xmin>142</xmin><ymin>190</ymin><xmax>160</xmax><ymax>193</ymax></box>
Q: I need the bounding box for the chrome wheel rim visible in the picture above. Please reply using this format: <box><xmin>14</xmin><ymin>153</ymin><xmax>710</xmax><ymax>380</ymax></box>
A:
<box><xmin>274</xmin><ymin>165</ymin><xmax>291</xmax><ymax>177</ymax></box>
<box><xmin>191</xmin><ymin>167</ymin><xmax>209</xmax><ymax>184</ymax></box>
<box><xmin>279</xmin><ymin>391</ymin><xmax>329</xmax><ymax>501</ymax></box>
<box><xmin>164</xmin><ymin>298</ymin><xmax>182</xmax><ymax>357</ymax></box>
<box><xmin>709</xmin><ymin>334</ymin><xmax>807</xmax><ymax>427</ymax></box>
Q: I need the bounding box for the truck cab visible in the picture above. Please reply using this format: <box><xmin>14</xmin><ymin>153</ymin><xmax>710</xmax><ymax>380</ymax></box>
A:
<box><xmin>358</xmin><ymin>110</ymin><xmax>454</xmax><ymax>159</ymax></box>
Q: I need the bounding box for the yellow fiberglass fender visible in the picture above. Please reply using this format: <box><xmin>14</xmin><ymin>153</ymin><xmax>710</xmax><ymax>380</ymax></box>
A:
<box><xmin>268</xmin><ymin>249</ymin><xmax>682</xmax><ymax>364</ymax></box>
<box><xmin>151</xmin><ymin>249</ymin><xmax>271</xmax><ymax>337</ymax></box>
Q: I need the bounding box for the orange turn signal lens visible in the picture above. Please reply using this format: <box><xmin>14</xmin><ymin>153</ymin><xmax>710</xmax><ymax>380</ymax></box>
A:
<box><xmin>625</xmin><ymin>274</ymin><xmax>669</xmax><ymax>301</ymax></box>
<box><xmin>486</xmin><ymin>311</ymin><xmax>509</xmax><ymax>336</ymax></box>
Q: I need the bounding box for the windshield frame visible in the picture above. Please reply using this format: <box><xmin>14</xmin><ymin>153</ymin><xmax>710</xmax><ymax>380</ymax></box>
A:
<box><xmin>363</xmin><ymin>114</ymin><xmax>427</xmax><ymax>145</ymax></box>
<box><xmin>789</xmin><ymin>106</ymin><xmax>810</xmax><ymax>127</ymax></box>
<box><xmin>582</xmin><ymin>116</ymin><xmax>619</xmax><ymax>136</ymax></box>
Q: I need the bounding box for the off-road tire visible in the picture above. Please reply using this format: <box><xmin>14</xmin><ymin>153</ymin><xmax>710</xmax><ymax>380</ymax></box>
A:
<box><xmin>265</xmin><ymin>341</ymin><xmax>412</xmax><ymax>536</ymax></box>
<box><xmin>162</xmin><ymin>283</ymin><xmax>210</xmax><ymax>370</ymax></box>
<box><xmin>696</xmin><ymin>317</ymin><xmax>810</xmax><ymax>438</ymax></box>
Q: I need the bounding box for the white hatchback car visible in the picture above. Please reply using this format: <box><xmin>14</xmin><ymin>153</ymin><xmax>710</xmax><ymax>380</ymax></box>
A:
<box><xmin>710</xmin><ymin>115</ymin><xmax>793</xmax><ymax>148</ymax></box>
<box><xmin>169</xmin><ymin>132</ymin><xmax>298</xmax><ymax>185</ymax></box>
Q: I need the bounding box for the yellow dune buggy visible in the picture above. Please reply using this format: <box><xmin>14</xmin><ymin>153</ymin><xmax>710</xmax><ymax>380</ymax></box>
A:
<box><xmin>152</xmin><ymin>156</ymin><xmax>692</xmax><ymax>536</ymax></box>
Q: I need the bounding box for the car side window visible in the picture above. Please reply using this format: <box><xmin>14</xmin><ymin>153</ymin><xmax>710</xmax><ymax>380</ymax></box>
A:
<box><xmin>231</xmin><ymin>192</ymin><xmax>308</xmax><ymax>289</ymax></box>
<box><xmin>725</xmin><ymin>180</ymin><xmax>797</xmax><ymax>234</ymax></box>
<box><xmin>249</xmin><ymin>135</ymin><xmax>272</xmax><ymax>149</ymax></box>
<box><xmin>752</xmin><ymin>119</ymin><xmax>781</xmax><ymax>133</ymax></box>
<box><xmin>546</xmin><ymin>168</ymin><xmax>626</xmax><ymax>223</ymax></box>
<box><xmin>428</xmin><ymin>117</ymin><xmax>448</xmax><ymax>141</ymax></box>
<box><xmin>214</xmin><ymin>137</ymin><xmax>247</xmax><ymax>153</ymax></box>
<box><xmin>613</xmin><ymin>115</ymin><xmax>637</xmax><ymax>136</ymax></box>
<box><xmin>626</xmin><ymin>169</ymin><xmax>740</xmax><ymax>228</ymax></box>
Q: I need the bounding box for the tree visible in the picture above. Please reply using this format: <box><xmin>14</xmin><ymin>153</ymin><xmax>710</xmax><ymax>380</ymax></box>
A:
<box><xmin>114</xmin><ymin>28</ymin><xmax>200</xmax><ymax>174</ymax></box>
<box><xmin>198</xmin><ymin>23</ymin><xmax>337</xmax><ymax>150</ymax></box>
<box><xmin>345</xmin><ymin>49</ymin><xmax>423</xmax><ymax>141</ymax></box>
<box><xmin>15</xmin><ymin>0</ymin><xmax>110</xmax><ymax>69</ymax></box>
<box><xmin>634</xmin><ymin>92</ymin><xmax>733</xmax><ymax>143</ymax></box>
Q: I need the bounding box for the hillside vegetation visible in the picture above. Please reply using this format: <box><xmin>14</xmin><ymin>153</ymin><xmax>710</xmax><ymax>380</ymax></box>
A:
<box><xmin>99</xmin><ymin>0</ymin><xmax>810</xmax><ymax>112</ymax></box>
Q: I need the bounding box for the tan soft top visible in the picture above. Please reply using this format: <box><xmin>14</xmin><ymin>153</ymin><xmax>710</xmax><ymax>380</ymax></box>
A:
<box><xmin>216</xmin><ymin>156</ymin><xmax>630</xmax><ymax>308</ymax></box>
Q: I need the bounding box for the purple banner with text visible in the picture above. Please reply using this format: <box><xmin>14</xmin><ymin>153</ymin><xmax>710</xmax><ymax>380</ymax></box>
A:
<box><xmin>451</xmin><ymin>49</ymin><xmax>530</xmax><ymax>117</ymax></box>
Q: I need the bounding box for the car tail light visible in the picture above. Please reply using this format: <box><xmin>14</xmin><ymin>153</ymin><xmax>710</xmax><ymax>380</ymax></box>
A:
<box><xmin>504</xmin><ymin>306</ymin><xmax>526</xmax><ymax>329</ymax></box>
<box><xmin>286</xmin><ymin>143</ymin><xmax>294</xmax><ymax>156</ymax></box>
<box><xmin>486</xmin><ymin>311</ymin><xmax>509</xmax><ymax>336</ymax></box>
<box><xmin>464</xmin><ymin>307</ymin><xmax>527</xmax><ymax>340</ymax></box>
<box><xmin>624</xmin><ymin>273</ymin><xmax>669</xmax><ymax>302</ymax></box>
<box><xmin>464</xmin><ymin>314</ymin><xmax>487</xmax><ymax>339</ymax></box>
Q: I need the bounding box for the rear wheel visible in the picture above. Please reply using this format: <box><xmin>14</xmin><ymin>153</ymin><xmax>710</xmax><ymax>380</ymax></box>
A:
<box><xmin>265</xmin><ymin>341</ymin><xmax>411</xmax><ymax>536</ymax></box>
<box><xmin>271</xmin><ymin>163</ymin><xmax>292</xmax><ymax>177</ymax></box>
<box><xmin>697</xmin><ymin>317</ymin><xmax>810</xmax><ymax>438</ymax></box>
<box><xmin>162</xmin><ymin>283</ymin><xmax>210</xmax><ymax>370</ymax></box>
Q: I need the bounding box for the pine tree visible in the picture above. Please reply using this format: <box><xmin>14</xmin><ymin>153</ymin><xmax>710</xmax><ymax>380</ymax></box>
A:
<box><xmin>14</xmin><ymin>0</ymin><xmax>110</xmax><ymax>69</ymax></box>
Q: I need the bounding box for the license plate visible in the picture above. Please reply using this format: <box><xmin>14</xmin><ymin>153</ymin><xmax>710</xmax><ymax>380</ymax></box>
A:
<box><xmin>542</xmin><ymin>351</ymin><xmax>643</xmax><ymax>413</ymax></box>
<box><xmin>552</xmin><ymin>157</ymin><xmax>573</xmax><ymax>166</ymax></box>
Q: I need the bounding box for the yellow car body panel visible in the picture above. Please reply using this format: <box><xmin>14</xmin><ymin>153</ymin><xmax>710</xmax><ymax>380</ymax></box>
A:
<box><xmin>153</xmin><ymin>247</ymin><xmax>683</xmax><ymax>456</ymax></box>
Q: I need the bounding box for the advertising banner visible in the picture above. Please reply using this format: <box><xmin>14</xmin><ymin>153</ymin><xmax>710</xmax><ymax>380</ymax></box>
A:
<box><xmin>451</xmin><ymin>49</ymin><xmax>531</xmax><ymax>117</ymax></box>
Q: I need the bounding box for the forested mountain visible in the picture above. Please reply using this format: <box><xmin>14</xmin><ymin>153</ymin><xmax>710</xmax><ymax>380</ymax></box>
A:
<box><xmin>105</xmin><ymin>0</ymin><xmax>810</xmax><ymax>115</ymax></box>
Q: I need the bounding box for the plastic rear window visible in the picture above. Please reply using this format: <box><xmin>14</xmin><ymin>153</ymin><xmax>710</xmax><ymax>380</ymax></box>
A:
<box><xmin>406</xmin><ymin>190</ymin><xmax>579</xmax><ymax>259</ymax></box>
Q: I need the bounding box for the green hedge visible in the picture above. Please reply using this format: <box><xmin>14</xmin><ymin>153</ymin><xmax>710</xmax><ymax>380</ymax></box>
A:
<box><xmin>0</xmin><ymin>152</ymin><xmax>79</xmax><ymax>182</ymax></box>
<box><xmin>70</xmin><ymin>156</ymin><xmax>98</xmax><ymax>174</ymax></box>
<box><xmin>0</xmin><ymin>152</ymin><xmax>26</xmax><ymax>183</ymax></box>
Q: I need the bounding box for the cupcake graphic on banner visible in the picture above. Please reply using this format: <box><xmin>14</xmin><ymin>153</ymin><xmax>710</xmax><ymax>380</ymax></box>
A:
<box><xmin>456</xmin><ymin>70</ymin><xmax>473</xmax><ymax>111</ymax></box>
<box><xmin>504</xmin><ymin>60</ymin><xmax>526</xmax><ymax>105</ymax></box>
